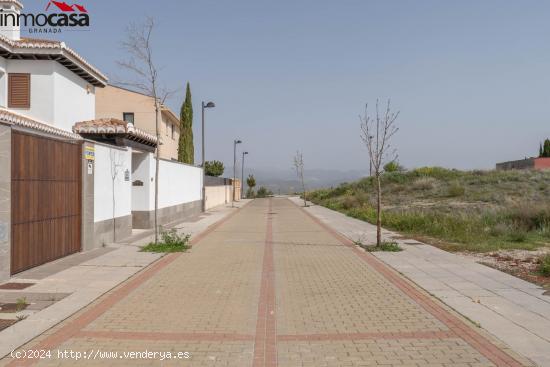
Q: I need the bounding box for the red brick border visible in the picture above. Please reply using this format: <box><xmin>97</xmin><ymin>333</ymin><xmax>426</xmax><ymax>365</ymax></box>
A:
<box><xmin>7</xmin><ymin>205</ymin><xmax>246</xmax><ymax>367</ymax></box>
<box><xmin>252</xmin><ymin>198</ymin><xmax>277</xmax><ymax>367</ymax></box>
<box><xmin>6</xmin><ymin>199</ymin><xmax>527</xmax><ymax>367</ymax></box>
<box><xmin>293</xmin><ymin>199</ymin><xmax>524</xmax><ymax>367</ymax></box>
<box><xmin>278</xmin><ymin>330</ymin><xmax>456</xmax><ymax>341</ymax></box>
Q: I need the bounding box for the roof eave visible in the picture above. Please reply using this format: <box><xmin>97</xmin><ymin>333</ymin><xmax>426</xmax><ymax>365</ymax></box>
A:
<box><xmin>161</xmin><ymin>107</ymin><xmax>180</xmax><ymax>124</ymax></box>
<box><xmin>0</xmin><ymin>37</ymin><xmax>108</xmax><ymax>87</ymax></box>
<box><xmin>73</xmin><ymin>119</ymin><xmax>159</xmax><ymax>146</ymax></box>
<box><xmin>0</xmin><ymin>108</ymin><xmax>82</xmax><ymax>140</ymax></box>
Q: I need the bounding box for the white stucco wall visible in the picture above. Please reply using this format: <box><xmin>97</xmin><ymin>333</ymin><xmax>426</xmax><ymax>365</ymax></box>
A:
<box><xmin>159</xmin><ymin>159</ymin><xmax>202</xmax><ymax>208</ymax></box>
<box><xmin>3</xmin><ymin>60</ymin><xmax>55</xmax><ymax>123</ymax></box>
<box><xmin>53</xmin><ymin>62</ymin><xmax>95</xmax><ymax>132</ymax></box>
<box><xmin>0</xmin><ymin>58</ymin><xmax>7</xmax><ymax>108</ymax></box>
<box><xmin>0</xmin><ymin>59</ymin><xmax>95</xmax><ymax>132</ymax></box>
<box><xmin>94</xmin><ymin>144</ymin><xmax>132</xmax><ymax>222</ymax></box>
<box><xmin>131</xmin><ymin>152</ymin><xmax>203</xmax><ymax>212</ymax></box>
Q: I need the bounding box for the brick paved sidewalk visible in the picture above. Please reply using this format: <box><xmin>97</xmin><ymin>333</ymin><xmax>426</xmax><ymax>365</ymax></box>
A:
<box><xmin>1</xmin><ymin>198</ymin><xmax>534</xmax><ymax>366</ymax></box>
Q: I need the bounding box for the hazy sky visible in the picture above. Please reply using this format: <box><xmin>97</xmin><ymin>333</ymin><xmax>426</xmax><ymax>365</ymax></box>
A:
<box><xmin>24</xmin><ymin>0</ymin><xmax>550</xmax><ymax>172</ymax></box>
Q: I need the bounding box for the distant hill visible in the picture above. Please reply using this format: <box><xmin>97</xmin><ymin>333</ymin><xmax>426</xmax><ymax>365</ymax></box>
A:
<box><xmin>235</xmin><ymin>167</ymin><xmax>366</xmax><ymax>194</ymax></box>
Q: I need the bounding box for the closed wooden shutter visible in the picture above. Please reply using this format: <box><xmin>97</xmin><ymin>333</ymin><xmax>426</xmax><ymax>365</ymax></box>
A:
<box><xmin>8</xmin><ymin>73</ymin><xmax>30</xmax><ymax>108</ymax></box>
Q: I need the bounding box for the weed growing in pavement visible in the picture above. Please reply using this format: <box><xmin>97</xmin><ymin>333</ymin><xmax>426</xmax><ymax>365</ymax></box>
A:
<box><xmin>141</xmin><ymin>229</ymin><xmax>191</xmax><ymax>253</ymax></box>
<box><xmin>354</xmin><ymin>239</ymin><xmax>402</xmax><ymax>252</ymax></box>
<box><xmin>15</xmin><ymin>297</ymin><xmax>27</xmax><ymax>312</ymax></box>
<box><xmin>365</xmin><ymin>241</ymin><xmax>403</xmax><ymax>252</ymax></box>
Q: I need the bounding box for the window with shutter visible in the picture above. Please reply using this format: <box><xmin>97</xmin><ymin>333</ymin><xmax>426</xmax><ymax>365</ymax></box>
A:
<box><xmin>8</xmin><ymin>73</ymin><xmax>30</xmax><ymax>109</ymax></box>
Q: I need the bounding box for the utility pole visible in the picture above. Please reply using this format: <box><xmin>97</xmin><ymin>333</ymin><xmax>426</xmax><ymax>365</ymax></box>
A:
<box><xmin>232</xmin><ymin>139</ymin><xmax>242</xmax><ymax>207</ymax></box>
<box><xmin>241</xmin><ymin>151</ymin><xmax>248</xmax><ymax>199</ymax></box>
<box><xmin>201</xmin><ymin>101</ymin><xmax>215</xmax><ymax>212</ymax></box>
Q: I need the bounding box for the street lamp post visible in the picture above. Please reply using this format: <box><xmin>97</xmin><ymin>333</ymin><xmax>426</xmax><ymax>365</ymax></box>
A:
<box><xmin>241</xmin><ymin>151</ymin><xmax>248</xmax><ymax>199</ymax></box>
<box><xmin>232</xmin><ymin>139</ymin><xmax>242</xmax><ymax>207</ymax></box>
<box><xmin>201</xmin><ymin>101</ymin><xmax>215</xmax><ymax>212</ymax></box>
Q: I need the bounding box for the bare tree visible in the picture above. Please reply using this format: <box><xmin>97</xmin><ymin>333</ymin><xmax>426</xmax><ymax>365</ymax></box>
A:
<box><xmin>118</xmin><ymin>17</ymin><xmax>174</xmax><ymax>243</ymax></box>
<box><xmin>359</xmin><ymin>99</ymin><xmax>399</xmax><ymax>246</ymax></box>
<box><xmin>293</xmin><ymin>150</ymin><xmax>307</xmax><ymax>207</ymax></box>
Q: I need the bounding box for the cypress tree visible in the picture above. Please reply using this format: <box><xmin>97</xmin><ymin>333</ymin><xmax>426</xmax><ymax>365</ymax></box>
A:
<box><xmin>178</xmin><ymin>82</ymin><xmax>194</xmax><ymax>164</ymax></box>
<box><xmin>544</xmin><ymin>139</ymin><xmax>550</xmax><ymax>158</ymax></box>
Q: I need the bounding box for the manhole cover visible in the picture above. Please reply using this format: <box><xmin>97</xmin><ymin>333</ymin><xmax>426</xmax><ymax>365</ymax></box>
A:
<box><xmin>0</xmin><ymin>283</ymin><xmax>34</xmax><ymax>290</ymax></box>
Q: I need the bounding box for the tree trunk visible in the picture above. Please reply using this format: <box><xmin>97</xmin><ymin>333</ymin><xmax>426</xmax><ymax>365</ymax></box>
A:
<box><xmin>376</xmin><ymin>173</ymin><xmax>382</xmax><ymax>246</ymax></box>
<box><xmin>301</xmin><ymin>173</ymin><xmax>307</xmax><ymax>207</ymax></box>
<box><xmin>154</xmin><ymin>103</ymin><xmax>160</xmax><ymax>243</ymax></box>
<box><xmin>112</xmin><ymin>179</ymin><xmax>116</xmax><ymax>243</ymax></box>
<box><xmin>110</xmin><ymin>151</ymin><xmax>117</xmax><ymax>243</ymax></box>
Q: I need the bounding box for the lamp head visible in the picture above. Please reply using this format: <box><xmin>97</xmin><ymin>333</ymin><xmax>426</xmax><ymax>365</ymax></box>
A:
<box><xmin>235</xmin><ymin>139</ymin><xmax>242</xmax><ymax>144</ymax></box>
<box><xmin>204</xmin><ymin>101</ymin><xmax>215</xmax><ymax>108</ymax></box>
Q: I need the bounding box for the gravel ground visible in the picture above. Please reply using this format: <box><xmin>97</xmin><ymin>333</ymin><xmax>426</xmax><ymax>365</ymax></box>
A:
<box><xmin>460</xmin><ymin>247</ymin><xmax>550</xmax><ymax>289</ymax></box>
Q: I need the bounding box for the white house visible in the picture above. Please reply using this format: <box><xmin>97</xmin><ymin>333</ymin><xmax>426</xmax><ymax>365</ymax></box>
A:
<box><xmin>0</xmin><ymin>0</ymin><xmax>112</xmax><ymax>280</ymax></box>
<box><xmin>0</xmin><ymin>0</ymin><xmax>205</xmax><ymax>282</ymax></box>
<box><xmin>0</xmin><ymin>0</ymin><xmax>107</xmax><ymax>132</ymax></box>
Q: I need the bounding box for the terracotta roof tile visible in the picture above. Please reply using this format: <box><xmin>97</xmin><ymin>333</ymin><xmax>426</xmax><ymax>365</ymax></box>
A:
<box><xmin>0</xmin><ymin>35</ymin><xmax>108</xmax><ymax>86</ymax></box>
<box><xmin>18</xmin><ymin>37</ymin><xmax>61</xmax><ymax>45</ymax></box>
<box><xmin>0</xmin><ymin>108</ymin><xmax>81</xmax><ymax>139</ymax></box>
<box><xmin>73</xmin><ymin>118</ymin><xmax>158</xmax><ymax>145</ymax></box>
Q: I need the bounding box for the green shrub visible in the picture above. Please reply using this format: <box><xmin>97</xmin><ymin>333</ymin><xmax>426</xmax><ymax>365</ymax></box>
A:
<box><xmin>356</xmin><ymin>177</ymin><xmax>373</xmax><ymax>189</ymax></box>
<box><xmin>412</xmin><ymin>167</ymin><xmax>460</xmax><ymax>180</ymax></box>
<box><xmin>412</xmin><ymin>177</ymin><xmax>437</xmax><ymax>191</ymax></box>
<box><xmin>383</xmin><ymin>161</ymin><xmax>404</xmax><ymax>173</ymax></box>
<box><xmin>540</xmin><ymin>225</ymin><xmax>550</xmax><ymax>239</ymax></box>
<box><xmin>204</xmin><ymin>160</ymin><xmax>224</xmax><ymax>177</ymax></box>
<box><xmin>539</xmin><ymin>255</ymin><xmax>550</xmax><ymax>276</ymax></box>
<box><xmin>508</xmin><ymin>230</ymin><xmax>528</xmax><ymax>243</ymax></box>
<box><xmin>489</xmin><ymin>223</ymin><xmax>509</xmax><ymax>237</ymax></box>
<box><xmin>447</xmin><ymin>183</ymin><xmax>465</xmax><ymax>197</ymax></box>
<box><xmin>504</xmin><ymin>205</ymin><xmax>550</xmax><ymax>231</ymax></box>
<box><xmin>307</xmin><ymin>168</ymin><xmax>550</xmax><ymax>253</ymax></box>
<box><xmin>331</xmin><ymin>183</ymin><xmax>351</xmax><ymax>197</ymax></box>
<box><xmin>256</xmin><ymin>186</ymin><xmax>273</xmax><ymax>198</ymax></box>
<box><xmin>382</xmin><ymin>172</ymin><xmax>410</xmax><ymax>185</ymax></box>
<box><xmin>341</xmin><ymin>195</ymin><xmax>356</xmax><ymax>210</ymax></box>
<box><xmin>141</xmin><ymin>229</ymin><xmax>191</xmax><ymax>253</ymax></box>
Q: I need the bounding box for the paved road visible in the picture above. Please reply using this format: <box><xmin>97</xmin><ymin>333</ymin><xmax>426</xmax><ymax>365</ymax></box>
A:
<box><xmin>2</xmin><ymin>198</ymin><xmax>533</xmax><ymax>366</ymax></box>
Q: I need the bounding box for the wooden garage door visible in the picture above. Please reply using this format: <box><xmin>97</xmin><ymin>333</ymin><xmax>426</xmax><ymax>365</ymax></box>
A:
<box><xmin>11</xmin><ymin>131</ymin><xmax>82</xmax><ymax>274</ymax></box>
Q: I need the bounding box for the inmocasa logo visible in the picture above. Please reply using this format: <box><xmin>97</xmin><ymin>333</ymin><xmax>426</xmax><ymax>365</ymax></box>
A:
<box><xmin>0</xmin><ymin>0</ymin><xmax>90</xmax><ymax>34</ymax></box>
<box><xmin>45</xmin><ymin>1</ymin><xmax>88</xmax><ymax>13</ymax></box>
